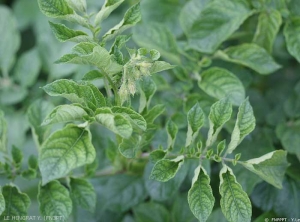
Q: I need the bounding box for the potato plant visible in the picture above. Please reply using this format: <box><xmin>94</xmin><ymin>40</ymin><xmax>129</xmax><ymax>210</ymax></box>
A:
<box><xmin>0</xmin><ymin>0</ymin><xmax>299</xmax><ymax>221</ymax></box>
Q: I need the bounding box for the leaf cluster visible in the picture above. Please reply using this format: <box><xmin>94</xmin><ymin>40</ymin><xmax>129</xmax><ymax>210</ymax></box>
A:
<box><xmin>0</xmin><ymin>0</ymin><xmax>299</xmax><ymax>221</ymax></box>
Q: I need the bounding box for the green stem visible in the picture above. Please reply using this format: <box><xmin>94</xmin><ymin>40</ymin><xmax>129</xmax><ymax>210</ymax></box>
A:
<box><xmin>222</xmin><ymin>157</ymin><xmax>234</xmax><ymax>163</ymax></box>
<box><xmin>222</xmin><ymin>148</ymin><xmax>229</xmax><ymax>159</ymax></box>
<box><xmin>98</xmin><ymin>67</ymin><xmax>121</xmax><ymax>106</ymax></box>
<box><xmin>199</xmin><ymin>144</ymin><xmax>211</xmax><ymax>166</ymax></box>
<box><xmin>85</xmin><ymin>15</ymin><xmax>121</xmax><ymax>105</ymax></box>
<box><xmin>85</xmin><ymin>12</ymin><xmax>100</xmax><ymax>43</ymax></box>
<box><xmin>103</xmin><ymin>78</ymin><xmax>113</xmax><ymax>97</ymax></box>
<box><xmin>222</xmin><ymin>157</ymin><xmax>242</xmax><ymax>165</ymax></box>
<box><xmin>91</xmin><ymin>27</ymin><xmax>99</xmax><ymax>43</ymax></box>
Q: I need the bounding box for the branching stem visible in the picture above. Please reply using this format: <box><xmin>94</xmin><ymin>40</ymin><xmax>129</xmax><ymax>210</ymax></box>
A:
<box><xmin>100</xmin><ymin>69</ymin><xmax>121</xmax><ymax>106</ymax></box>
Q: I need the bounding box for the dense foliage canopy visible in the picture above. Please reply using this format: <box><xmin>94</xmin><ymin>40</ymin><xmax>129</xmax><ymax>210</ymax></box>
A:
<box><xmin>0</xmin><ymin>0</ymin><xmax>299</xmax><ymax>221</ymax></box>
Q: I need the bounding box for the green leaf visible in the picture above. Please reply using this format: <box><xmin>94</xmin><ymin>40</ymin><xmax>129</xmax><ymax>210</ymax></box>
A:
<box><xmin>38</xmin><ymin>0</ymin><xmax>89</xmax><ymax>28</ymax></box>
<box><xmin>70</xmin><ymin>178</ymin><xmax>96</xmax><ymax>213</ymax></box>
<box><xmin>0</xmin><ymin>6</ymin><xmax>20</xmax><ymax>75</ymax></box>
<box><xmin>186</xmin><ymin>103</ymin><xmax>204</xmax><ymax>147</ymax></box>
<box><xmin>140</xmin><ymin>0</ymin><xmax>184</xmax><ymax>37</ymax></box>
<box><xmin>1</xmin><ymin>113</ymin><xmax>28</xmax><ymax>152</ymax></box>
<box><xmin>82</xmin><ymin>70</ymin><xmax>103</xmax><ymax>81</ymax></box>
<box><xmin>12</xmin><ymin>0</ymin><xmax>40</xmax><ymax>30</ymax></box>
<box><xmin>227</xmin><ymin>98</ymin><xmax>256</xmax><ymax>154</ymax></box>
<box><xmin>233</xmin><ymin>164</ymin><xmax>262</xmax><ymax>195</ymax></box>
<box><xmin>180</xmin><ymin>0</ymin><xmax>209</xmax><ymax>35</ymax></box>
<box><xmin>0</xmin><ymin>86</ymin><xmax>28</xmax><ymax>105</ymax></box>
<box><xmin>56</xmin><ymin>42</ymin><xmax>122</xmax><ymax>73</ymax></box>
<box><xmin>138</xmin><ymin>77</ymin><xmax>157</xmax><ymax>113</ymax></box>
<box><xmin>240</xmin><ymin>150</ymin><xmax>289</xmax><ymax>189</ymax></box>
<box><xmin>95</xmin><ymin>174</ymin><xmax>147</xmax><ymax>212</ymax></box>
<box><xmin>38</xmin><ymin>181</ymin><xmax>72</xmax><ymax>221</ymax></box>
<box><xmin>43</xmin><ymin>79</ymin><xmax>106</xmax><ymax>110</ymax></box>
<box><xmin>39</xmin><ymin>125</ymin><xmax>96</xmax><ymax>185</ymax></box>
<box><xmin>133</xmin><ymin>23</ymin><xmax>180</xmax><ymax>64</ymax></box>
<box><xmin>38</xmin><ymin>0</ymin><xmax>74</xmax><ymax>18</ymax></box>
<box><xmin>172</xmin><ymin>194</ymin><xmax>198</xmax><ymax>222</ymax></box>
<box><xmin>22</xmin><ymin>169</ymin><xmax>37</xmax><ymax>180</ymax></box>
<box><xmin>284</xmin><ymin>91</ymin><xmax>300</xmax><ymax>118</ymax></box>
<box><xmin>253</xmin><ymin>10</ymin><xmax>282</xmax><ymax>53</ymax></box>
<box><xmin>206</xmin><ymin>98</ymin><xmax>232</xmax><ymax>147</ymax></box>
<box><xmin>144</xmin><ymin>162</ymin><xmax>187</xmax><ymax>201</ymax></box>
<box><xmin>207</xmin><ymin>208</ymin><xmax>227</xmax><ymax>222</ymax></box>
<box><xmin>288</xmin><ymin>0</ymin><xmax>300</xmax><ymax>17</ymax></box>
<box><xmin>95</xmin><ymin>107</ymin><xmax>133</xmax><ymax>138</ymax></box>
<box><xmin>273</xmin><ymin>178</ymin><xmax>300</xmax><ymax>218</ymax></box>
<box><xmin>110</xmin><ymin>35</ymin><xmax>131</xmax><ymax>52</ymax></box>
<box><xmin>28</xmin><ymin>155</ymin><xmax>38</xmax><ymax>169</ymax></box>
<box><xmin>13</xmin><ymin>48</ymin><xmax>41</xmax><ymax>87</ymax></box>
<box><xmin>150</xmin><ymin>149</ymin><xmax>167</xmax><ymax>163</ymax></box>
<box><xmin>1</xmin><ymin>185</ymin><xmax>30</xmax><ymax>220</ymax></box>
<box><xmin>145</xmin><ymin>127</ymin><xmax>166</xmax><ymax>150</ymax></box>
<box><xmin>150</xmin><ymin>156</ymin><xmax>184</xmax><ymax>182</ymax></box>
<box><xmin>66</xmin><ymin>0</ymin><xmax>87</xmax><ymax>13</ymax></box>
<box><xmin>35</xmin><ymin>22</ymin><xmax>78</xmax><ymax>79</ymax></box>
<box><xmin>87</xmin><ymin>82</ymin><xmax>107</xmax><ymax>108</ymax></box>
<box><xmin>254</xmin><ymin>0</ymin><xmax>288</xmax><ymax>16</ymax></box>
<box><xmin>42</xmin><ymin>104</ymin><xmax>89</xmax><ymax>126</ymax></box>
<box><xmin>199</xmin><ymin>67</ymin><xmax>245</xmax><ymax>106</ymax></box>
<box><xmin>133</xmin><ymin>202</ymin><xmax>170</xmax><ymax>222</ymax></box>
<box><xmin>219</xmin><ymin>165</ymin><xmax>252</xmax><ymax>222</ymax></box>
<box><xmin>144</xmin><ymin>104</ymin><xmax>165</xmax><ymax>123</ymax></box>
<box><xmin>0</xmin><ymin>110</ymin><xmax>7</xmax><ymax>152</ymax></box>
<box><xmin>217</xmin><ymin>140</ymin><xmax>226</xmax><ymax>156</ymax></box>
<box><xmin>49</xmin><ymin>21</ymin><xmax>91</xmax><ymax>43</ymax></box>
<box><xmin>94</xmin><ymin>0</ymin><xmax>124</xmax><ymax>25</ymax></box>
<box><xmin>167</xmin><ymin>120</ymin><xmax>178</xmax><ymax>150</ymax></box>
<box><xmin>149</xmin><ymin>61</ymin><xmax>175</xmax><ymax>74</ymax></box>
<box><xmin>188</xmin><ymin>166</ymin><xmax>215</xmax><ymax>222</ymax></box>
<box><xmin>103</xmin><ymin>3</ymin><xmax>141</xmax><ymax>42</ymax></box>
<box><xmin>252</xmin><ymin>178</ymin><xmax>300</xmax><ymax>218</ymax></box>
<box><xmin>218</xmin><ymin>43</ymin><xmax>281</xmax><ymax>75</ymax></box>
<box><xmin>187</xmin><ymin>0</ymin><xmax>252</xmax><ymax>53</ymax></box>
<box><xmin>188</xmin><ymin>104</ymin><xmax>205</xmax><ymax>134</ymax></box>
<box><xmin>27</xmin><ymin>99</ymin><xmax>54</xmax><ymax>147</ymax></box>
<box><xmin>111</xmin><ymin>106</ymin><xmax>147</xmax><ymax>131</ymax></box>
<box><xmin>11</xmin><ymin>146</ymin><xmax>23</xmax><ymax>167</ymax></box>
<box><xmin>85</xmin><ymin>159</ymin><xmax>98</xmax><ymax>178</ymax></box>
<box><xmin>118</xmin><ymin>134</ymin><xmax>142</xmax><ymax>158</ymax></box>
<box><xmin>235</xmin><ymin>153</ymin><xmax>241</xmax><ymax>161</ymax></box>
<box><xmin>149</xmin><ymin>49</ymin><xmax>160</xmax><ymax>61</ymax></box>
<box><xmin>111</xmin><ymin>47</ymin><xmax>124</xmax><ymax>65</ymax></box>
<box><xmin>284</xmin><ymin>17</ymin><xmax>300</xmax><ymax>63</ymax></box>
<box><xmin>251</xmin><ymin>182</ymin><xmax>278</xmax><ymax>212</ymax></box>
<box><xmin>276</xmin><ymin>122</ymin><xmax>300</xmax><ymax>160</ymax></box>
